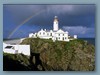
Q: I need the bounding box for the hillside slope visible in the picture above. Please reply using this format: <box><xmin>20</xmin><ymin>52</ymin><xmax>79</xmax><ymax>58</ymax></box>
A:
<box><xmin>3</xmin><ymin>38</ymin><xmax>95</xmax><ymax>71</ymax></box>
<box><xmin>21</xmin><ymin>38</ymin><xmax>95</xmax><ymax>71</ymax></box>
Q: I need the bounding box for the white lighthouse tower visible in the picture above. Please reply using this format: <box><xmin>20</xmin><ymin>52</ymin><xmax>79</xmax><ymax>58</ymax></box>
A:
<box><xmin>53</xmin><ymin>16</ymin><xmax>59</xmax><ymax>31</ymax></box>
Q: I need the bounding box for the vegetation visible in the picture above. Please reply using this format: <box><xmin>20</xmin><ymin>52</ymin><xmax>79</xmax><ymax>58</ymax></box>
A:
<box><xmin>3</xmin><ymin>53</ymin><xmax>31</xmax><ymax>71</ymax></box>
<box><xmin>3</xmin><ymin>38</ymin><xmax>95</xmax><ymax>71</ymax></box>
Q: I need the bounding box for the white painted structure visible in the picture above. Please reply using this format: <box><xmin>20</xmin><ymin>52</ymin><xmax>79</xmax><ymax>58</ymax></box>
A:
<box><xmin>29</xmin><ymin>16</ymin><xmax>77</xmax><ymax>42</ymax></box>
<box><xmin>53</xmin><ymin>16</ymin><xmax>59</xmax><ymax>31</ymax></box>
<box><xmin>74</xmin><ymin>35</ymin><xmax>77</xmax><ymax>39</ymax></box>
<box><xmin>3</xmin><ymin>43</ymin><xmax>30</xmax><ymax>56</ymax></box>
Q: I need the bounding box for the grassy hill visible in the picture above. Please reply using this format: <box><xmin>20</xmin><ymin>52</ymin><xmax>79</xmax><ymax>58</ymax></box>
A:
<box><xmin>3</xmin><ymin>38</ymin><xmax>95</xmax><ymax>71</ymax></box>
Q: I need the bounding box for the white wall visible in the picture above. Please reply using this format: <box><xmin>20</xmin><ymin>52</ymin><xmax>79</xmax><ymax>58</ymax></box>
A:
<box><xmin>3</xmin><ymin>49</ymin><xmax>16</xmax><ymax>54</ymax></box>
<box><xmin>28</xmin><ymin>29</ymin><xmax>70</xmax><ymax>42</ymax></box>
<box><xmin>3</xmin><ymin>44</ymin><xmax>30</xmax><ymax>56</ymax></box>
<box><xmin>53</xmin><ymin>21</ymin><xmax>58</xmax><ymax>31</ymax></box>
<box><xmin>74</xmin><ymin>35</ymin><xmax>77</xmax><ymax>39</ymax></box>
<box><xmin>3</xmin><ymin>43</ymin><xmax>7</xmax><ymax>50</ymax></box>
<box><xmin>29</xmin><ymin>33</ymin><xmax>33</xmax><ymax>37</ymax></box>
<box><xmin>12</xmin><ymin>45</ymin><xmax>30</xmax><ymax>56</ymax></box>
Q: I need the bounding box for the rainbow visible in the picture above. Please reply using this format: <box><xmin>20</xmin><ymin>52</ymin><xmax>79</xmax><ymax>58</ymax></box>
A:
<box><xmin>8</xmin><ymin>10</ymin><xmax>45</xmax><ymax>39</ymax></box>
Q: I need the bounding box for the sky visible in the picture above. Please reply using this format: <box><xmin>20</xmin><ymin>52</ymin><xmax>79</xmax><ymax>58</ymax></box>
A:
<box><xmin>3</xmin><ymin>4</ymin><xmax>95</xmax><ymax>39</ymax></box>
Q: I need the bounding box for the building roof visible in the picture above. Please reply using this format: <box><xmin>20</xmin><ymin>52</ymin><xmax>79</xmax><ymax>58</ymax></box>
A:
<box><xmin>32</xmin><ymin>29</ymin><xmax>68</xmax><ymax>34</ymax></box>
<box><xmin>5</xmin><ymin>46</ymin><xmax>13</xmax><ymax>49</ymax></box>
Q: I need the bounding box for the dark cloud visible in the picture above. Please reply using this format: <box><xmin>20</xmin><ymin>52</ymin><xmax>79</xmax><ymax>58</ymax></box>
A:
<box><xmin>3</xmin><ymin>4</ymin><xmax>95</xmax><ymax>38</ymax></box>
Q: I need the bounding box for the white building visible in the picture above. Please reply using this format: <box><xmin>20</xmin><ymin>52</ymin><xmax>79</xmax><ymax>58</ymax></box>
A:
<box><xmin>29</xmin><ymin>16</ymin><xmax>77</xmax><ymax>42</ymax></box>
<box><xmin>3</xmin><ymin>43</ymin><xmax>30</xmax><ymax>56</ymax></box>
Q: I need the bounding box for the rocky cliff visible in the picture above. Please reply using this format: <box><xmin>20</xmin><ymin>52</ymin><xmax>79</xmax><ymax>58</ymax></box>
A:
<box><xmin>3</xmin><ymin>38</ymin><xmax>95</xmax><ymax>71</ymax></box>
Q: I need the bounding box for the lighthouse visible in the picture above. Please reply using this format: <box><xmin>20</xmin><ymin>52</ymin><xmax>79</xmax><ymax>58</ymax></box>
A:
<box><xmin>53</xmin><ymin>16</ymin><xmax>59</xmax><ymax>31</ymax></box>
<box><xmin>29</xmin><ymin>16</ymin><xmax>77</xmax><ymax>42</ymax></box>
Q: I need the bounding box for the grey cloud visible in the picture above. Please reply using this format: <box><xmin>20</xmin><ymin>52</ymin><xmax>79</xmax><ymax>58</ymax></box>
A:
<box><xmin>62</xmin><ymin>26</ymin><xmax>95</xmax><ymax>37</ymax></box>
<box><xmin>45</xmin><ymin>5</ymin><xmax>95</xmax><ymax>15</ymax></box>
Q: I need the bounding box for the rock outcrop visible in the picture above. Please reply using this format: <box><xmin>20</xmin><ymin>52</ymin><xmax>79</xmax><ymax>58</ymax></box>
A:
<box><xmin>3</xmin><ymin>38</ymin><xmax>95</xmax><ymax>71</ymax></box>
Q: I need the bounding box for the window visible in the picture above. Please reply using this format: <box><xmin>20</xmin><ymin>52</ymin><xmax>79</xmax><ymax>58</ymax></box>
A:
<box><xmin>36</xmin><ymin>34</ymin><xmax>37</xmax><ymax>37</ymax></box>
<box><xmin>63</xmin><ymin>37</ymin><xmax>64</xmax><ymax>40</ymax></box>
<box><xmin>40</xmin><ymin>32</ymin><xmax>41</xmax><ymax>35</ymax></box>
<box><xmin>56</xmin><ymin>37</ymin><xmax>58</xmax><ymax>40</ymax></box>
<box><xmin>43</xmin><ymin>32</ymin><xmax>45</xmax><ymax>35</ymax></box>
<box><xmin>59</xmin><ymin>37</ymin><xmax>60</xmax><ymax>39</ymax></box>
<box><xmin>5</xmin><ymin>46</ymin><xmax>15</xmax><ymax>50</ymax></box>
<box><xmin>50</xmin><ymin>33</ymin><xmax>52</xmax><ymax>36</ymax></box>
<box><xmin>5</xmin><ymin>46</ymin><xmax>13</xmax><ymax>48</ymax></box>
<box><xmin>63</xmin><ymin>34</ymin><xmax>64</xmax><ymax>36</ymax></box>
<box><xmin>59</xmin><ymin>34</ymin><xmax>60</xmax><ymax>36</ymax></box>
